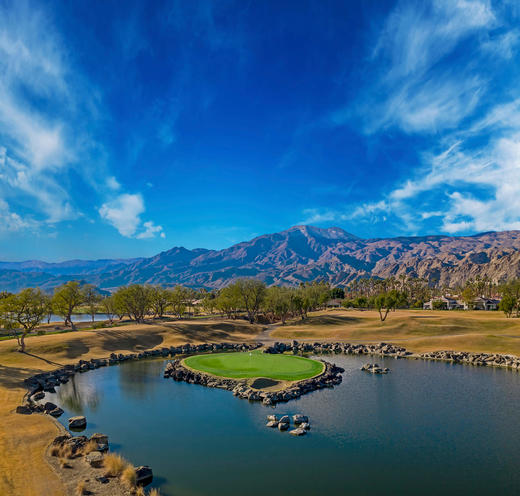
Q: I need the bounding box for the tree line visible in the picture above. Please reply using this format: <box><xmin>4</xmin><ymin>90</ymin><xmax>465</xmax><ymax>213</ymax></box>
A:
<box><xmin>0</xmin><ymin>279</ymin><xmax>334</xmax><ymax>352</ymax></box>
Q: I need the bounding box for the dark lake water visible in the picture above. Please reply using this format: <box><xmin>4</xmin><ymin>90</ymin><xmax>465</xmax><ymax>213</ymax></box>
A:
<box><xmin>46</xmin><ymin>354</ymin><xmax>520</xmax><ymax>496</ymax></box>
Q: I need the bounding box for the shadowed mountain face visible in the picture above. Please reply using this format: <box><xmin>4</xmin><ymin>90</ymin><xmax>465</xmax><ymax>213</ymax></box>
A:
<box><xmin>2</xmin><ymin>225</ymin><xmax>520</xmax><ymax>291</ymax></box>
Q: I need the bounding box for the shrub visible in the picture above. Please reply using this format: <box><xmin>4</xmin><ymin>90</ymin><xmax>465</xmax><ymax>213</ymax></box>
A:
<box><xmin>103</xmin><ymin>453</ymin><xmax>127</xmax><ymax>477</ymax></box>
<box><xmin>59</xmin><ymin>445</ymin><xmax>74</xmax><ymax>459</ymax></box>
<box><xmin>121</xmin><ymin>465</ymin><xmax>137</xmax><ymax>488</ymax></box>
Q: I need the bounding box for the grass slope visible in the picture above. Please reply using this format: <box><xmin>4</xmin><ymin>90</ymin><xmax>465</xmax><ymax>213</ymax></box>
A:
<box><xmin>272</xmin><ymin>309</ymin><xmax>520</xmax><ymax>355</ymax></box>
<box><xmin>184</xmin><ymin>351</ymin><xmax>324</xmax><ymax>380</ymax></box>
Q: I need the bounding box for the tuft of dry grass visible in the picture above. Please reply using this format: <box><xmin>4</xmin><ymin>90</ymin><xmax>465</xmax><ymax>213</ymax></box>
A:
<box><xmin>103</xmin><ymin>453</ymin><xmax>128</xmax><ymax>477</ymax></box>
<box><xmin>134</xmin><ymin>487</ymin><xmax>146</xmax><ymax>496</ymax></box>
<box><xmin>75</xmin><ymin>480</ymin><xmax>87</xmax><ymax>495</ymax></box>
<box><xmin>148</xmin><ymin>489</ymin><xmax>161</xmax><ymax>496</ymax></box>
<box><xmin>59</xmin><ymin>445</ymin><xmax>74</xmax><ymax>460</ymax></box>
<box><xmin>121</xmin><ymin>465</ymin><xmax>137</xmax><ymax>488</ymax></box>
<box><xmin>82</xmin><ymin>439</ymin><xmax>99</xmax><ymax>455</ymax></box>
<box><xmin>59</xmin><ymin>458</ymin><xmax>71</xmax><ymax>469</ymax></box>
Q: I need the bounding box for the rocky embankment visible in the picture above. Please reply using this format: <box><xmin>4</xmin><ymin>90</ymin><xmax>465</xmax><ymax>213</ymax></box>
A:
<box><xmin>19</xmin><ymin>342</ymin><xmax>262</xmax><ymax>414</ymax></box>
<box><xmin>163</xmin><ymin>357</ymin><xmax>344</xmax><ymax>405</ymax></box>
<box><xmin>418</xmin><ymin>350</ymin><xmax>520</xmax><ymax>368</ymax></box>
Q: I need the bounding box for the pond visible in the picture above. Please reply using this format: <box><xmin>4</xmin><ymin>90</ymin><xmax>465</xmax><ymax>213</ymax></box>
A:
<box><xmin>45</xmin><ymin>354</ymin><xmax>520</xmax><ymax>495</ymax></box>
<box><xmin>47</xmin><ymin>314</ymin><xmax>113</xmax><ymax>323</ymax></box>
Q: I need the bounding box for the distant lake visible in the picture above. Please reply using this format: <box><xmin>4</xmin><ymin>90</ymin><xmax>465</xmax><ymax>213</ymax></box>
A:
<box><xmin>45</xmin><ymin>354</ymin><xmax>520</xmax><ymax>495</ymax></box>
<box><xmin>48</xmin><ymin>314</ymin><xmax>112</xmax><ymax>323</ymax></box>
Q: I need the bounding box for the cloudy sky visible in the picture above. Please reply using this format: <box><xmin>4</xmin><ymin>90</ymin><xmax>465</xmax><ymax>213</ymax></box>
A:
<box><xmin>1</xmin><ymin>0</ymin><xmax>519</xmax><ymax>260</ymax></box>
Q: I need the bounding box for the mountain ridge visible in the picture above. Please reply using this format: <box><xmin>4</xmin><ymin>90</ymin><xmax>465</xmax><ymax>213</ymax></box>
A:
<box><xmin>1</xmin><ymin>225</ymin><xmax>520</xmax><ymax>292</ymax></box>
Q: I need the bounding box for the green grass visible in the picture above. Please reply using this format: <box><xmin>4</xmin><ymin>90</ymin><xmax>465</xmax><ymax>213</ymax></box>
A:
<box><xmin>183</xmin><ymin>351</ymin><xmax>324</xmax><ymax>380</ymax></box>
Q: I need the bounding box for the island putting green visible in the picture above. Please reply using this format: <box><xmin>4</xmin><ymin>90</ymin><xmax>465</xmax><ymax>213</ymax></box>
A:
<box><xmin>183</xmin><ymin>351</ymin><xmax>324</xmax><ymax>381</ymax></box>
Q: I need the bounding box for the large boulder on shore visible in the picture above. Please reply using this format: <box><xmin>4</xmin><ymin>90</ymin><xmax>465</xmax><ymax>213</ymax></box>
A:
<box><xmin>135</xmin><ymin>465</ymin><xmax>153</xmax><ymax>485</ymax></box>
<box><xmin>68</xmin><ymin>416</ymin><xmax>87</xmax><ymax>429</ymax></box>
<box><xmin>85</xmin><ymin>451</ymin><xmax>104</xmax><ymax>468</ymax></box>
<box><xmin>16</xmin><ymin>404</ymin><xmax>32</xmax><ymax>415</ymax></box>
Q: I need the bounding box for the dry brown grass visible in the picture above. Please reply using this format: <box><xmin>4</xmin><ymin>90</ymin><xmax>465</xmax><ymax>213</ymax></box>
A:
<box><xmin>272</xmin><ymin>308</ymin><xmax>520</xmax><ymax>355</ymax></box>
<box><xmin>148</xmin><ymin>489</ymin><xmax>161</xmax><ymax>496</ymax></box>
<box><xmin>82</xmin><ymin>440</ymin><xmax>99</xmax><ymax>455</ymax></box>
<box><xmin>0</xmin><ymin>317</ymin><xmax>262</xmax><ymax>496</ymax></box>
<box><xmin>75</xmin><ymin>480</ymin><xmax>87</xmax><ymax>496</ymax></box>
<box><xmin>134</xmin><ymin>487</ymin><xmax>146</xmax><ymax>496</ymax></box>
<box><xmin>103</xmin><ymin>453</ymin><xmax>128</xmax><ymax>477</ymax></box>
<box><xmin>121</xmin><ymin>465</ymin><xmax>137</xmax><ymax>488</ymax></box>
<box><xmin>59</xmin><ymin>458</ymin><xmax>71</xmax><ymax>470</ymax></box>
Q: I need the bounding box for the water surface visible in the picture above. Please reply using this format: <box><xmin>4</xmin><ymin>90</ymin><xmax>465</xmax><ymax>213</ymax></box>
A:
<box><xmin>46</xmin><ymin>354</ymin><xmax>520</xmax><ymax>495</ymax></box>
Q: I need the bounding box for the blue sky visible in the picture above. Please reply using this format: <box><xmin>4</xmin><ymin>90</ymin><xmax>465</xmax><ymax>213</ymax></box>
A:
<box><xmin>1</xmin><ymin>0</ymin><xmax>519</xmax><ymax>261</ymax></box>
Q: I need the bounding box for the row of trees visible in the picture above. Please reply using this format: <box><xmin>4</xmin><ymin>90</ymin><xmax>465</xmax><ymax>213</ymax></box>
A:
<box><xmin>0</xmin><ymin>279</ymin><xmax>335</xmax><ymax>352</ymax></box>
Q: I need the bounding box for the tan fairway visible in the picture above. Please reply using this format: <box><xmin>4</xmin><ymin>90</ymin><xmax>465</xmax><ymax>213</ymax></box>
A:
<box><xmin>273</xmin><ymin>309</ymin><xmax>520</xmax><ymax>355</ymax></box>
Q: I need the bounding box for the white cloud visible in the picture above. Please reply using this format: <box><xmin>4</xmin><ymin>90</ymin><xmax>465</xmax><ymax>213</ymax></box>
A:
<box><xmin>356</xmin><ymin>0</ymin><xmax>495</xmax><ymax>134</ymax></box>
<box><xmin>99</xmin><ymin>193</ymin><xmax>164</xmax><ymax>239</ymax></box>
<box><xmin>106</xmin><ymin>176</ymin><xmax>121</xmax><ymax>191</ymax></box>
<box><xmin>136</xmin><ymin>221</ymin><xmax>165</xmax><ymax>239</ymax></box>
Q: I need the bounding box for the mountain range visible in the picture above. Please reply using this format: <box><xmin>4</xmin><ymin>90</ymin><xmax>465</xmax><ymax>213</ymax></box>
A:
<box><xmin>2</xmin><ymin>225</ymin><xmax>520</xmax><ymax>292</ymax></box>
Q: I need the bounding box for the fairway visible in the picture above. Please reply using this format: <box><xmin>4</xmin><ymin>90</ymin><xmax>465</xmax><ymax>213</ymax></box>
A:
<box><xmin>183</xmin><ymin>351</ymin><xmax>324</xmax><ymax>380</ymax></box>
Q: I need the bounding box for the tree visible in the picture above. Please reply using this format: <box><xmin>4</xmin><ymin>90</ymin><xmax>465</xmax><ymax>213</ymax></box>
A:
<box><xmin>0</xmin><ymin>288</ymin><xmax>48</xmax><ymax>352</ymax></box>
<box><xmin>263</xmin><ymin>286</ymin><xmax>292</xmax><ymax>324</ymax></box>
<box><xmin>215</xmin><ymin>285</ymin><xmax>241</xmax><ymax>319</ymax></box>
<box><xmin>330</xmin><ymin>287</ymin><xmax>345</xmax><ymax>300</ymax></box>
<box><xmin>150</xmin><ymin>286</ymin><xmax>170</xmax><ymax>318</ymax></box>
<box><xmin>114</xmin><ymin>285</ymin><xmax>152</xmax><ymax>323</ymax></box>
<box><xmin>52</xmin><ymin>281</ymin><xmax>85</xmax><ymax>330</ymax></box>
<box><xmin>235</xmin><ymin>278</ymin><xmax>266</xmax><ymax>323</ymax></box>
<box><xmin>373</xmin><ymin>290</ymin><xmax>399</xmax><ymax>322</ymax></box>
<box><xmin>100</xmin><ymin>295</ymin><xmax>117</xmax><ymax>324</ymax></box>
<box><xmin>83</xmin><ymin>284</ymin><xmax>102</xmax><ymax>322</ymax></box>
<box><xmin>169</xmin><ymin>286</ymin><xmax>188</xmax><ymax>318</ymax></box>
<box><xmin>499</xmin><ymin>294</ymin><xmax>516</xmax><ymax>318</ymax></box>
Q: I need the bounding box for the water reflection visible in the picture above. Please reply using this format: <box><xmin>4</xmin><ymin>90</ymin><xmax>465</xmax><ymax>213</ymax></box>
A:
<box><xmin>53</xmin><ymin>374</ymin><xmax>102</xmax><ymax>414</ymax></box>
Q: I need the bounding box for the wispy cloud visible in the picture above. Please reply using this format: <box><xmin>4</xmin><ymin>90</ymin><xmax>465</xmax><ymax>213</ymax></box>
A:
<box><xmin>312</xmin><ymin>0</ymin><xmax>520</xmax><ymax>236</ymax></box>
<box><xmin>0</xmin><ymin>1</ymin><xmax>163</xmax><ymax>239</ymax></box>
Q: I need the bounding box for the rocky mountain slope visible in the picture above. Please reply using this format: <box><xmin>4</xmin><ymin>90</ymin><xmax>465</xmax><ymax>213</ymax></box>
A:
<box><xmin>1</xmin><ymin>225</ymin><xmax>520</xmax><ymax>292</ymax></box>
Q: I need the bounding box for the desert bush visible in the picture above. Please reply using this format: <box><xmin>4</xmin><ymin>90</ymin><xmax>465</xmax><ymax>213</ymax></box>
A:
<box><xmin>121</xmin><ymin>465</ymin><xmax>137</xmax><ymax>488</ymax></box>
<box><xmin>103</xmin><ymin>453</ymin><xmax>127</xmax><ymax>477</ymax></box>
<box><xmin>82</xmin><ymin>439</ymin><xmax>99</xmax><ymax>454</ymax></box>
<box><xmin>59</xmin><ymin>445</ymin><xmax>74</xmax><ymax>459</ymax></box>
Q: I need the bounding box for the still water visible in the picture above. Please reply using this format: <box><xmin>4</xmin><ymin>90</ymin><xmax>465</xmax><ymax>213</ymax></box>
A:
<box><xmin>48</xmin><ymin>314</ymin><xmax>112</xmax><ymax>323</ymax></box>
<box><xmin>46</xmin><ymin>355</ymin><xmax>520</xmax><ymax>496</ymax></box>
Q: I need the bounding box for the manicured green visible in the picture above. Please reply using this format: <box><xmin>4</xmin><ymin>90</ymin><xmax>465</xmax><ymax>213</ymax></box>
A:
<box><xmin>183</xmin><ymin>351</ymin><xmax>324</xmax><ymax>380</ymax></box>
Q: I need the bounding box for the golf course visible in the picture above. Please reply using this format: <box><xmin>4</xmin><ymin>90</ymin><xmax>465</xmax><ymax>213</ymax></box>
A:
<box><xmin>183</xmin><ymin>350</ymin><xmax>324</xmax><ymax>380</ymax></box>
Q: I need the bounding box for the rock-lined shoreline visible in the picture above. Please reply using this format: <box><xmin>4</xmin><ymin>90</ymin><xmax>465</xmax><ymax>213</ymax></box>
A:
<box><xmin>163</xmin><ymin>357</ymin><xmax>344</xmax><ymax>405</ymax></box>
<box><xmin>20</xmin><ymin>342</ymin><xmax>263</xmax><ymax>414</ymax></box>
<box><xmin>19</xmin><ymin>340</ymin><xmax>520</xmax><ymax>415</ymax></box>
